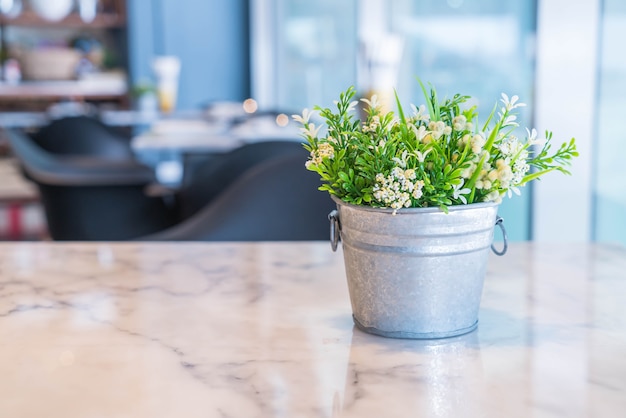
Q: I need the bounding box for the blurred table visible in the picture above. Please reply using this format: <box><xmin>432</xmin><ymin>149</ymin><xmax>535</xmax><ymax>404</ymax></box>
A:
<box><xmin>129</xmin><ymin>113</ymin><xmax>302</xmax><ymax>185</ymax></box>
<box><xmin>0</xmin><ymin>241</ymin><xmax>625</xmax><ymax>417</ymax></box>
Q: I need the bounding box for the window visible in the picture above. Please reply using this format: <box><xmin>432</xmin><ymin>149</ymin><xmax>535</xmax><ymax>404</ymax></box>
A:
<box><xmin>254</xmin><ymin>0</ymin><xmax>603</xmax><ymax>242</ymax></box>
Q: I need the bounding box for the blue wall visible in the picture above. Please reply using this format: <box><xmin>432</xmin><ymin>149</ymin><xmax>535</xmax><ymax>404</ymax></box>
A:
<box><xmin>127</xmin><ymin>0</ymin><xmax>250</xmax><ymax>110</ymax></box>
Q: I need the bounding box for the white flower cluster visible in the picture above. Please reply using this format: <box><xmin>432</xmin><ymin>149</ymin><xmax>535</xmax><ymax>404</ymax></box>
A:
<box><xmin>457</xmin><ymin>133</ymin><xmax>487</xmax><ymax>154</ymax></box>
<box><xmin>373</xmin><ymin>167</ymin><xmax>425</xmax><ymax>210</ymax></box>
<box><xmin>305</xmin><ymin>141</ymin><xmax>335</xmax><ymax>169</ymax></box>
<box><xmin>427</xmin><ymin>120</ymin><xmax>452</xmax><ymax>140</ymax></box>
<box><xmin>362</xmin><ymin>115</ymin><xmax>381</xmax><ymax>133</ymax></box>
<box><xmin>494</xmin><ymin>136</ymin><xmax>530</xmax><ymax>191</ymax></box>
<box><xmin>458</xmin><ymin>155</ymin><xmax>508</xmax><ymax>203</ymax></box>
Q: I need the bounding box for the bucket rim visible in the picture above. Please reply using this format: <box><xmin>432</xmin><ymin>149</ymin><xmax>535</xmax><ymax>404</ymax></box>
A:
<box><xmin>331</xmin><ymin>195</ymin><xmax>500</xmax><ymax>214</ymax></box>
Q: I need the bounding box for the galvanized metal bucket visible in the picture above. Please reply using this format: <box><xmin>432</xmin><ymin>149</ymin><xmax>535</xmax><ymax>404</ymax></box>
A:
<box><xmin>329</xmin><ymin>196</ymin><xmax>507</xmax><ymax>339</ymax></box>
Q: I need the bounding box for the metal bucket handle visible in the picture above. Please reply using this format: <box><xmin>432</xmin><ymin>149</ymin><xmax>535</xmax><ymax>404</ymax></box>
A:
<box><xmin>491</xmin><ymin>216</ymin><xmax>508</xmax><ymax>256</ymax></box>
<box><xmin>329</xmin><ymin>210</ymin><xmax>340</xmax><ymax>252</ymax></box>
<box><xmin>329</xmin><ymin>210</ymin><xmax>508</xmax><ymax>256</ymax></box>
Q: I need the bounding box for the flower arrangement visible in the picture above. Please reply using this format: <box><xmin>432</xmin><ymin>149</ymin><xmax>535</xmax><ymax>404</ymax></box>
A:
<box><xmin>293</xmin><ymin>81</ymin><xmax>578</xmax><ymax>211</ymax></box>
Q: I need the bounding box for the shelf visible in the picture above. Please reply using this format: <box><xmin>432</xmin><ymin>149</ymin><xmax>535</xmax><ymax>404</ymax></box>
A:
<box><xmin>0</xmin><ymin>10</ymin><xmax>125</xmax><ymax>29</ymax></box>
<box><xmin>0</xmin><ymin>0</ymin><xmax>128</xmax><ymax>111</ymax></box>
<box><xmin>0</xmin><ymin>78</ymin><xmax>128</xmax><ymax>99</ymax></box>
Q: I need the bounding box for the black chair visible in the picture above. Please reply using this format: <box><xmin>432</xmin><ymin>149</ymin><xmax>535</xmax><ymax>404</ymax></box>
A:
<box><xmin>6</xmin><ymin>128</ymin><xmax>177</xmax><ymax>241</ymax></box>
<box><xmin>31</xmin><ymin>115</ymin><xmax>134</xmax><ymax>160</ymax></box>
<box><xmin>141</xmin><ymin>149</ymin><xmax>335</xmax><ymax>241</ymax></box>
<box><xmin>176</xmin><ymin>140</ymin><xmax>311</xmax><ymax>219</ymax></box>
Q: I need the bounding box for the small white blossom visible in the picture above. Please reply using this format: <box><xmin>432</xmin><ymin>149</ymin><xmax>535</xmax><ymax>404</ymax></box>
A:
<box><xmin>414</xmin><ymin>148</ymin><xmax>432</xmax><ymax>163</ymax></box>
<box><xmin>292</xmin><ymin>108</ymin><xmax>315</xmax><ymax>125</ymax></box>
<box><xmin>361</xmin><ymin>95</ymin><xmax>380</xmax><ymax>110</ymax></box>
<box><xmin>412</xmin><ymin>125</ymin><xmax>428</xmax><ymax>141</ymax></box>
<box><xmin>526</xmin><ymin>127</ymin><xmax>546</xmax><ymax>147</ymax></box>
<box><xmin>500</xmin><ymin>93</ymin><xmax>526</xmax><ymax>111</ymax></box>
<box><xmin>410</xmin><ymin>104</ymin><xmax>429</xmax><ymax>121</ymax></box>
<box><xmin>299</xmin><ymin>123</ymin><xmax>322</xmax><ymax>139</ymax></box>
<box><xmin>452</xmin><ymin>182</ymin><xmax>471</xmax><ymax>204</ymax></box>
<box><xmin>502</xmin><ymin>114</ymin><xmax>518</xmax><ymax>127</ymax></box>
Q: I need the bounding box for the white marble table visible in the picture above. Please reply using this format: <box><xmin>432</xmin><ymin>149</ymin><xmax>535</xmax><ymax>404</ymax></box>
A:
<box><xmin>0</xmin><ymin>241</ymin><xmax>625</xmax><ymax>417</ymax></box>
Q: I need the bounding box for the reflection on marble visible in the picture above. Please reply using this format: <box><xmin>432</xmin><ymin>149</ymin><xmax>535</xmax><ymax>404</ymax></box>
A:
<box><xmin>0</xmin><ymin>242</ymin><xmax>625</xmax><ymax>417</ymax></box>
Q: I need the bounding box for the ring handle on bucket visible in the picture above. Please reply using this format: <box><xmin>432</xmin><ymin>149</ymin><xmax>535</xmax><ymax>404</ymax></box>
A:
<box><xmin>328</xmin><ymin>210</ymin><xmax>340</xmax><ymax>252</ymax></box>
<box><xmin>491</xmin><ymin>216</ymin><xmax>508</xmax><ymax>256</ymax></box>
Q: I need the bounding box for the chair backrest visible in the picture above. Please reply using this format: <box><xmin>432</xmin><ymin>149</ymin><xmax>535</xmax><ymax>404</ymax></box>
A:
<box><xmin>32</xmin><ymin>115</ymin><xmax>134</xmax><ymax>159</ymax></box>
<box><xmin>177</xmin><ymin>140</ymin><xmax>308</xmax><ymax>219</ymax></box>
<box><xmin>142</xmin><ymin>149</ymin><xmax>336</xmax><ymax>241</ymax></box>
<box><xmin>6</xmin><ymin>128</ymin><xmax>176</xmax><ymax>241</ymax></box>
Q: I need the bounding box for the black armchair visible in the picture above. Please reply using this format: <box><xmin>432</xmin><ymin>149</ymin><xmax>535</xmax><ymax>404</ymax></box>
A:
<box><xmin>142</xmin><ymin>148</ymin><xmax>335</xmax><ymax>241</ymax></box>
<box><xmin>31</xmin><ymin>115</ymin><xmax>134</xmax><ymax>159</ymax></box>
<box><xmin>6</xmin><ymin>128</ymin><xmax>176</xmax><ymax>241</ymax></box>
<box><xmin>177</xmin><ymin>140</ymin><xmax>312</xmax><ymax>219</ymax></box>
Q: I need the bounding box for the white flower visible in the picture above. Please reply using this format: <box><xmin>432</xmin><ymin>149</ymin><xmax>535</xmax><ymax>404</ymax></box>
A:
<box><xmin>414</xmin><ymin>148</ymin><xmax>432</xmax><ymax>163</ymax></box>
<box><xmin>526</xmin><ymin>127</ymin><xmax>537</xmax><ymax>142</ymax></box>
<box><xmin>346</xmin><ymin>100</ymin><xmax>359</xmax><ymax>113</ymax></box>
<box><xmin>410</xmin><ymin>104</ymin><xmax>429</xmax><ymax>121</ymax></box>
<box><xmin>502</xmin><ymin>114</ymin><xmax>518</xmax><ymax>127</ymax></box>
<box><xmin>452</xmin><ymin>182</ymin><xmax>471</xmax><ymax>204</ymax></box>
<box><xmin>361</xmin><ymin>95</ymin><xmax>380</xmax><ymax>110</ymax></box>
<box><xmin>507</xmin><ymin>186</ymin><xmax>522</xmax><ymax>198</ymax></box>
<box><xmin>300</xmin><ymin>123</ymin><xmax>322</xmax><ymax>138</ymax></box>
<box><xmin>500</xmin><ymin>93</ymin><xmax>526</xmax><ymax>111</ymax></box>
<box><xmin>525</xmin><ymin>127</ymin><xmax>546</xmax><ymax>147</ymax></box>
<box><xmin>292</xmin><ymin>108</ymin><xmax>315</xmax><ymax>125</ymax></box>
<box><xmin>392</xmin><ymin>157</ymin><xmax>407</xmax><ymax>168</ymax></box>
<box><xmin>412</xmin><ymin>125</ymin><xmax>428</xmax><ymax>141</ymax></box>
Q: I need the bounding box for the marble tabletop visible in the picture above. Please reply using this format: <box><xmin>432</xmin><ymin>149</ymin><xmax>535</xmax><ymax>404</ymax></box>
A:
<box><xmin>0</xmin><ymin>241</ymin><xmax>625</xmax><ymax>417</ymax></box>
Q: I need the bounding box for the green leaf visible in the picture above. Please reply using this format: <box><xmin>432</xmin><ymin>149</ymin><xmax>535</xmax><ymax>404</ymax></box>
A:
<box><xmin>394</xmin><ymin>89</ymin><xmax>406</xmax><ymax>125</ymax></box>
<box><xmin>417</xmin><ymin>77</ymin><xmax>436</xmax><ymax>121</ymax></box>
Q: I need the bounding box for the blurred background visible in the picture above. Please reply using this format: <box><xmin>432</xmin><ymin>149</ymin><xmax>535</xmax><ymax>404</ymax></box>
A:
<box><xmin>0</xmin><ymin>0</ymin><xmax>623</xmax><ymax>245</ymax></box>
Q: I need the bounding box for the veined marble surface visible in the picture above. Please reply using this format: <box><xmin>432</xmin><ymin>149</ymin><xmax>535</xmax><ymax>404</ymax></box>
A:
<box><xmin>0</xmin><ymin>241</ymin><xmax>625</xmax><ymax>418</ymax></box>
